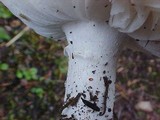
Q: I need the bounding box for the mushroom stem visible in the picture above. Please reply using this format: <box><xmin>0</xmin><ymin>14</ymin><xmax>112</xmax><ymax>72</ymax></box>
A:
<box><xmin>62</xmin><ymin>21</ymin><xmax>124</xmax><ymax>120</ymax></box>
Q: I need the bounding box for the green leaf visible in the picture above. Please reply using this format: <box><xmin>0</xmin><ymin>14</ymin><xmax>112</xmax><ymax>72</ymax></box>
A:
<box><xmin>0</xmin><ymin>3</ymin><xmax>13</xmax><ymax>19</ymax></box>
<box><xmin>16</xmin><ymin>68</ymin><xmax>39</xmax><ymax>81</ymax></box>
<box><xmin>0</xmin><ymin>27</ymin><xmax>11</xmax><ymax>40</ymax></box>
<box><xmin>32</xmin><ymin>74</ymin><xmax>38</xmax><ymax>80</ymax></box>
<box><xmin>0</xmin><ymin>63</ymin><xmax>9</xmax><ymax>71</ymax></box>
<box><xmin>31</xmin><ymin>87</ymin><xmax>44</xmax><ymax>98</ymax></box>
<box><xmin>16</xmin><ymin>70</ymin><xmax>23</xmax><ymax>79</ymax></box>
<box><xmin>29</xmin><ymin>68</ymin><xmax>38</xmax><ymax>80</ymax></box>
<box><xmin>29</xmin><ymin>68</ymin><xmax>38</xmax><ymax>75</ymax></box>
<box><xmin>22</xmin><ymin>70</ymin><xmax>32</xmax><ymax>80</ymax></box>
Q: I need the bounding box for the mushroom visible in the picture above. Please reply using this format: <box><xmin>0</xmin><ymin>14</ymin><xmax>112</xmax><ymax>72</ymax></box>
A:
<box><xmin>1</xmin><ymin>0</ymin><xmax>160</xmax><ymax>119</ymax></box>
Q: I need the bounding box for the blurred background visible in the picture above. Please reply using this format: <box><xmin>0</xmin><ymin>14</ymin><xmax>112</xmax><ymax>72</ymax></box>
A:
<box><xmin>0</xmin><ymin>3</ymin><xmax>160</xmax><ymax>120</ymax></box>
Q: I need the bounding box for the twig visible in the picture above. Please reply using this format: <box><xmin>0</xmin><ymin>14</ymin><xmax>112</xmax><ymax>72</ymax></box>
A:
<box><xmin>5</xmin><ymin>27</ymin><xmax>30</xmax><ymax>47</ymax></box>
<box><xmin>0</xmin><ymin>27</ymin><xmax>29</xmax><ymax>59</ymax></box>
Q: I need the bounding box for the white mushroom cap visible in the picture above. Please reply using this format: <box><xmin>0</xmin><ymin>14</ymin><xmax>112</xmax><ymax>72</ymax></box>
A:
<box><xmin>111</xmin><ymin>0</ymin><xmax>160</xmax><ymax>40</ymax></box>
<box><xmin>1</xmin><ymin>0</ymin><xmax>160</xmax><ymax>41</ymax></box>
<box><xmin>0</xmin><ymin>0</ymin><xmax>110</xmax><ymax>39</ymax></box>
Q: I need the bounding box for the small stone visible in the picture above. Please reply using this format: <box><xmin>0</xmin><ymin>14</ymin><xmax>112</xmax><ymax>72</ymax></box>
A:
<box><xmin>135</xmin><ymin>101</ymin><xmax>153</xmax><ymax>112</ymax></box>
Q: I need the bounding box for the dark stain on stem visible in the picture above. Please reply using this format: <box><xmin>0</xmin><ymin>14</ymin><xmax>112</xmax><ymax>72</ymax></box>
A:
<box><xmin>81</xmin><ymin>98</ymin><xmax>100</xmax><ymax>111</ymax></box>
<box><xmin>61</xmin><ymin>93</ymin><xmax>82</xmax><ymax>112</ymax></box>
<box><xmin>99</xmin><ymin>76</ymin><xmax>112</xmax><ymax>116</ymax></box>
<box><xmin>19</xmin><ymin>13</ymin><xmax>31</xmax><ymax>22</ymax></box>
<box><xmin>72</xmin><ymin>53</ymin><xmax>74</xmax><ymax>59</ymax></box>
<box><xmin>89</xmin><ymin>92</ymin><xmax>98</xmax><ymax>102</ymax></box>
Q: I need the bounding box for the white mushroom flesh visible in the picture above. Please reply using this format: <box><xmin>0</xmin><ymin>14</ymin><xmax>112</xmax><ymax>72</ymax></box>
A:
<box><xmin>1</xmin><ymin>0</ymin><xmax>160</xmax><ymax>119</ymax></box>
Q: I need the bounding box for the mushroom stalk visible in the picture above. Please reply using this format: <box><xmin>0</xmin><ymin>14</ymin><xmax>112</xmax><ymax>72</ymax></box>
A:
<box><xmin>62</xmin><ymin>21</ymin><xmax>124</xmax><ymax>120</ymax></box>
